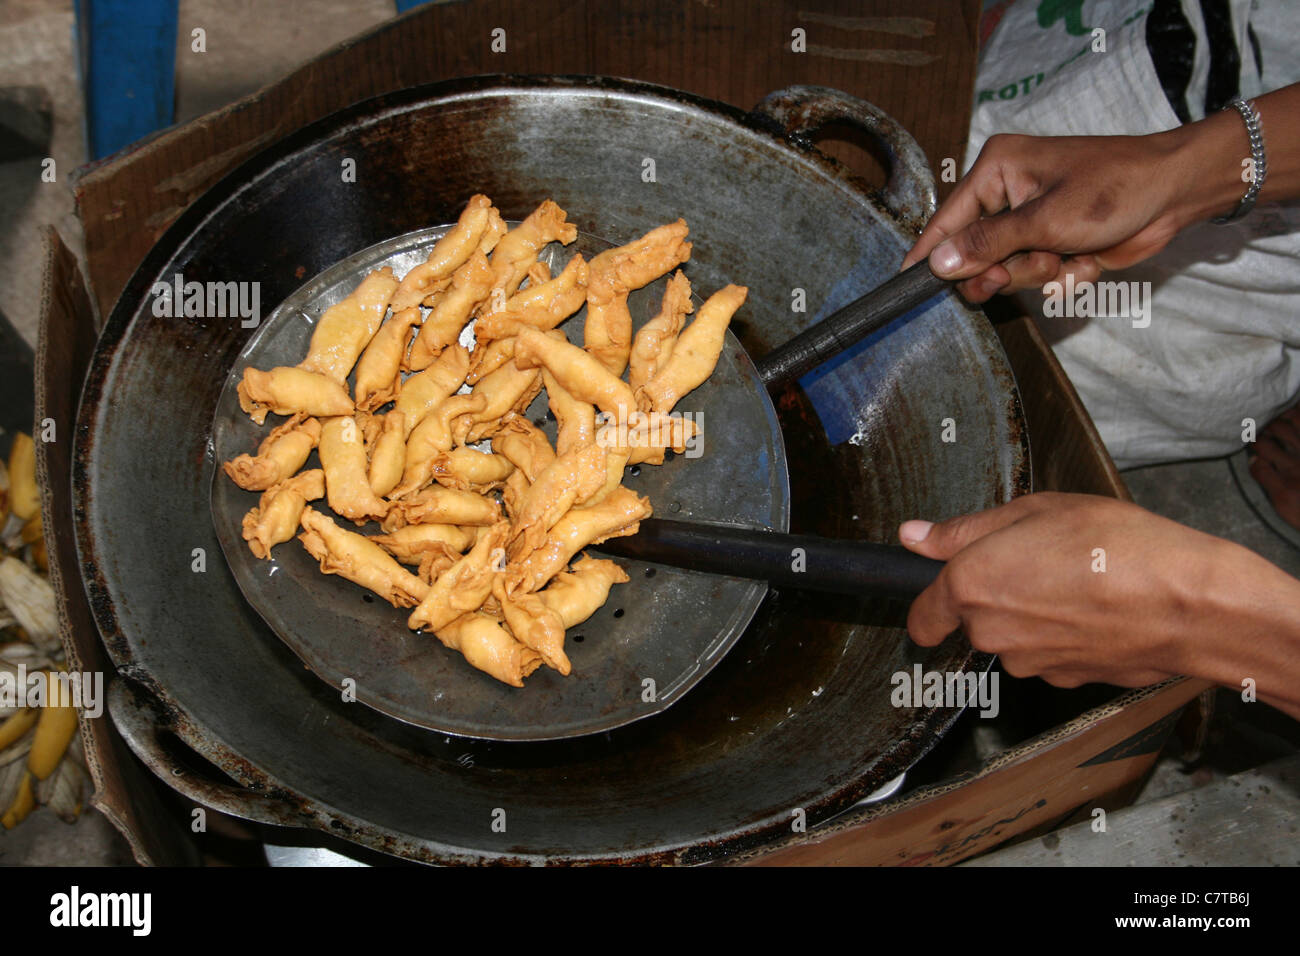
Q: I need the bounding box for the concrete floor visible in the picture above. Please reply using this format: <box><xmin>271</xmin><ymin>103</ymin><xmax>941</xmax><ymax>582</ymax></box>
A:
<box><xmin>0</xmin><ymin>0</ymin><xmax>82</xmax><ymax>347</ymax></box>
<box><xmin>1</xmin><ymin>0</ymin><xmax>1296</xmax><ymax>866</ymax></box>
<box><xmin>1125</xmin><ymin>455</ymin><xmax>1300</xmax><ymax>580</ymax></box>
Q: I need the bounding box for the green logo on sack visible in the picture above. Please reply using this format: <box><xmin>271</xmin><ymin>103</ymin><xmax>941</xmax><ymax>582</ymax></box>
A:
<box><xmin>1037</xmin><ymin>0</ymin><xmax>1090</xmax><ymax>36</ymax></box>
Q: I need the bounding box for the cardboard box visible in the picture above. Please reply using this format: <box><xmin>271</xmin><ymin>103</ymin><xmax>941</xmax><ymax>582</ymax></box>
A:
<box><xmin>739</xmin><ymin>676</ymin><xmax>1212</xmax><ymax>866</ymax></box>
<box><xmin>44</xmin><ymin>0</ymin><xmax>1203</xmax><ymax>865</ymax></box>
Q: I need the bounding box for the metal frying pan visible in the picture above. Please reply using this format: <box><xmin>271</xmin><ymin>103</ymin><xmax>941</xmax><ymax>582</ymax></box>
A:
<box><xmin>77</xmin><ymin>77</ymin><xmax>1029</xmax><ymax>864</ymax></box>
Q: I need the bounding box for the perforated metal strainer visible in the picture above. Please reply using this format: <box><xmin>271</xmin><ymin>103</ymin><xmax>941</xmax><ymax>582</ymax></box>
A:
<box><xmin>210</xmin><ymin>224</ymin><xmax>789</xmax><ymax>741</ymax></box>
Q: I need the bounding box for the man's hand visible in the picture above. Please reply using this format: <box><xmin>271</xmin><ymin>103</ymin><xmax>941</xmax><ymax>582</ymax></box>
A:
<box><xmin>901</xmin><ymin>83</ymin><xmax>1300</xmax><ymax>302</ymax></box>
<box><xmin>900</xmin><ymin>133</ymin><xmax>1196</xmax><ymax>303</ymax></box>
<box><xmin>897</xmin><ymin>493</ymin><xmax>1300</xmax><ymax>713</ymax></box>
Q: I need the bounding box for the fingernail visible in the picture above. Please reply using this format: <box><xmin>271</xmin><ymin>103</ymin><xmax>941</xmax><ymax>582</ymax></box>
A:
<box><xmin>899</xmin><ymin>520</ymin><xmax>934</xmax><ymax>544</ymax></box>
<box><xmin>931</xmin><ymin>242</ymin><xmax>963</xmax><ymax>276</ymax></box>
<box><xmin>977</xmin><ymin>276</ymin><xmax>1005</xmax><ymax>298</ymax></box>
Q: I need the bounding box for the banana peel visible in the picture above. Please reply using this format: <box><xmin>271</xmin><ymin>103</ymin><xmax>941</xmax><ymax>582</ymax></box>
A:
<box><xmin>0</xmin><ymin>733</ymin><xmax>30</xmax><ymax>768</ymax></box>
<box><xmin>0</xmin><ymin>704</ymin><xmax>87</xmax><ymax>828</ymax></box>
<box><xmin>0</xmin><ymin>707</ymin><xmax>37</xmax><ymax>750</ymax></box>
<box><xmin>1</xmin><ymin>770</ymin><xmax>34</xmax><ymax>829</ymax></box>
<box><xmin>36</xmin><ymin>734</ymin><xmax>84</xmax><ymax>823</ymax></box>
<box><xmin>0</xmin><ymin>434</ymin><xmax>90</xmax><ymax>829</ymax></box>
<box><xmin>0</xmin><ymin>557</ymin><xmax>58</xmax><ymax>650</ymax></box>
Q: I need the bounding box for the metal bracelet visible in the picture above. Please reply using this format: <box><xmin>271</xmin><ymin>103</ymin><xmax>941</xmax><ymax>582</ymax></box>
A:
<box><xmin>1212</xmin><ymin>96</ymin><xmax>1267</xmax><ymax>224</ymax></box>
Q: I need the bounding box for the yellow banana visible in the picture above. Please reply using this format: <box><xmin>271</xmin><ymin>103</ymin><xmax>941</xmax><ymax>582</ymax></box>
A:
<box><xmin>20</xmin><ymin>512</ymin><xmax>42</xmax><ymax>544</ymax></box>
<box><xmin>1</xmin><ymin>770</ymin><xmax>33</xmax><ymax>829</ymax></box>
<box><xmin>8</xmin><ymin>433</ymin><xmax>38</xmax><ymax>522</ymax></box>
<box><xmin>28</xmin><ymin>700</ymin><xmax>78</xmax><ymax>781</ymax></box>
<box><xmin>0</xmin><ymin>708</ymin><xmax>37</xmax><ymax>750</ymax></box>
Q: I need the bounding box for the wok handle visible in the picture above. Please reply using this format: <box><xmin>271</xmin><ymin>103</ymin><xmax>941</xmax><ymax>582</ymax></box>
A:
<box><xmin>755</xmin><ymin>260</ymin><xmax>949</xmax><ymax>389</ymax></box>
<box><xmin>108</xmin><ymin>678</ymin><xmax>315</xmax><ymax>831</ymax></box>
<box><xmin>749</xmin><ymin>85</ymin><xmax>937</xmax><ymax>225</ymax></box>
<box><xmin>595</xmin><ymin>518</ymin><xmax>943</xmax><ymax>597</ymax></box>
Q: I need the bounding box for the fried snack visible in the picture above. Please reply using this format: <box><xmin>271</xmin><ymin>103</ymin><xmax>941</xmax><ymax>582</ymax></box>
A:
<box><xmin>584</xmin><ymin>220</ymin><xmax>692</xmax><ymax>377</ymax></box>
<box><xmin>537</xmin><ymin>557</ymin><xmax>630</xmax><ymax>628</ymax></box>
<box><xmin>509</xmin><ymin>485</ymin><xmax>651</xmax><ymax>593</ymax></box>
<box><xmin>488</xmin><ymin>200</ymin><xmax>578</xmax><ymax>298</ymax></box>
<box><xmin>506</xmin><ymin>443</ymin><xmax>608</xmax><ymax>562</ymax></box>
<box><xmin>474</xmin><ymin>254</ymin><xmax>588</xmax><ymax>340</ymax></box>
<box><xmin>354</xmin><ymin>307</ymin><xmax>422</xmax><ymax>410</ymax></box>
<box><xmin>584</xmin><ymin>440</ymin><xmax>633</xmax><ymax>507</ymax></box>
<box><xmin>451</xmin><ymin>357</ymin><xmax>542</xmax><ymax>445</ymax></box>
<box><xmin>543</xmin><ymin>369</ymin><xmax>597</xmax><ymax>455</ymax></box>
<box><xmin>514</xmin><ymin>328</ymin><xmax>635</xmax><ymax>421</ymax></box>
<box><xmin>466</xmin><ymin>337</ymin><xmax>516</xmax><ymax>385</ymax></box>
<box><xmin>502</xmin><ymin>468</ymin><xmax>530</xmax><ymax>523</ymax></box>
<box><xmin>417</xmin><ymin>546</ymin><xmax>462</xmax><ymax>584</ymax></box>
<box><xmin>637</xmin><ymin>284</ymin><xmax>747</xmax><ymax>413</ymax></box>
<box><xmin>428</xmin><ymin>448</ymin><xmax>516</xmax><ymax>493</ymax></box>
<box><xmin>492</xmin><ymin>576</ymin><xmax>570</xmax><ymax>675</ymax></box>
<box><xmin>629</xmin><ymin>271</ymin><xmax>692</xmax><ymax>392</ymax></box>
<box><xmin>370</xmin><ymin>523</ymin><xmax>476</xmax><ymax>564</ymax></box>
<box><xmin>319</xmin><ymin>416</ymin><xmax>389</xmax><ymax>523</ymax></box>
<box><xmin>431</xmin><ymin>613</ymin><xmax>543</xmax><ymax>688</ymax></box>
<box><xmin>355</xmin><ymin>407</ymin><xmax>383</xmax><ymax>448</ymax></box>
<box><xmin>222</xmin><ymin>414</ymin><xmax>321</xmax><ymax>491</ymax></box>
<box><xmin>408</xmin><ymin>521</ymin><xmax>509</xmax><ymax>633</ymax></box>
<box><xmin>241</xmin><ymin>469</ymin><xmax>326</xmax><ymax>559</ymax></box>
<box><xmin>408</xmin><ymin>251</ymin><xmax>495</xmax><ymax>370</ymax></box>
<box><xmin>523</xmin><ymin>261</ymin><xmax>551</xmax><ymax>286</ymax></box>
<box><xmin>391</xmin><ymin>195</ymin><xmax>503</xmax><ymax>311</ymax></box>
<box><xmin>385</xmin><ymin>485</ymin><xmax>501</xmax><ymax>528</ymax></box>
<box><xmin>298</xmin><ymin>507</ymin><xmax>429</xmax><ymax>607</ymax></box>
<box><xmin>366</xmin><ymin>411</ymin><xmax>406</xmax><ymax>498</ymax></box>
<box><xmin>492</xmin><ymin>417</ymin><xmax>556</xmax><ymax>482</ymax></box>
<box><xmin>394</xmin><ymin>394</ymin><xmax>488</xmax><ymax>496</ymax></box>
<box><xmin>392</xmin><ymin>343</ymin><xmax>471</xmax><ymax>436</ymax></box>
<box><xmin>605</xmin><ymin>412</ymin><xmax>701</xmax><ymax>466</ymax></box>
<box><xmin>237</xmin><ymin>366</ymin><xmax>354</xmax><ymax>425</ymax></box>
<box><xmin>514</xmin><ymin>256</ymin><xmax>585</xmax><ymax>310</ymax></box>
<box><xmin>300</xmin><ymin>268</ymin><xmax>399</xmax><ymax>385</ymax></box>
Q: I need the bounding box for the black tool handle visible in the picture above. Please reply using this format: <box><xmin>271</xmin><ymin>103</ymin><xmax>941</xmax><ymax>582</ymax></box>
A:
<box><xmin>594</xmin><ymin>518</ymin><xmax>943</xmax><ymax>597</ymax></box>
<box><xmin>755</xmin><ymin>261</ymin><xmax>950</xmax><ymax>389</ymax></box>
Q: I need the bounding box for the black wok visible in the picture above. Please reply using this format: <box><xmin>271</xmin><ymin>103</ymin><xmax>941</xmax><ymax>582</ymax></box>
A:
<box><xmin>76</xmin><ymin>76</ymin><xmax>1028</xmax><ymax>864</ymax></box>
